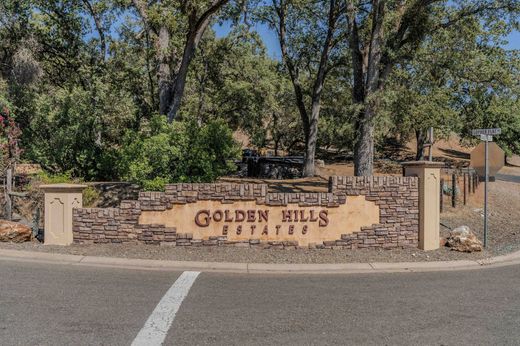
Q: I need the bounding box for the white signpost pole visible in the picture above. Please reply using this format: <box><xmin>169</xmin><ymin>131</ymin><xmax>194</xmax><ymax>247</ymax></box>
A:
<box><xmin>428</xmin><ymin>127</ymin><xmax>434</xmax><ymax>162</ymax></box>
<box><xmin>483</xmin><ymin>135</ymin><xmax>490</xmax><ymax>247</ymax></box>
<box><xmin>472</xmin><ymin>128</ymin><xmax>501</xmax><ymax>248</ymax></box>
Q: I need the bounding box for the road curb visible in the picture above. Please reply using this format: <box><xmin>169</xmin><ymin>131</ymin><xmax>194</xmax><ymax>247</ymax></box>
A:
<box><xmin>1</xmin><ymin>248</ymin><xmax>520</xmax><ymax>274</ymax></box>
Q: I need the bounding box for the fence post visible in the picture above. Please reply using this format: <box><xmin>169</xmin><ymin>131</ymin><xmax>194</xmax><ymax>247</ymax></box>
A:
<box><xmin>452</xmin><ymin>173</ymin><xmax>456</xmax><ymax>208</ymax></box>
<box><xmin>469</xmin><ymin>172</ymin><xmax>473</xmax><ymax>194</ymax></box>
<box><xmin>440</xmin><ymin>178</ymin><xmax>444</xmax><ymax>213</ymax></box>
<box><xmin>5</xmin><ymin>168</ymin><xmax>13</xmax><ymax>220</ymax></box>
<box><xmin>463</xmin><ymin>173</ymin><xmax>467</xmax><ymax>205</ymax></box>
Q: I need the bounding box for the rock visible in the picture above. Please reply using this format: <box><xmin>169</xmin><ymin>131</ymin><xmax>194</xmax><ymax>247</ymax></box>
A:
<box><xmin>446</xmin><ymin>226</ymin><xmax>483</xmax><ymax>252</ymax></box>
<box><xmin>10</xmin><ymin>213</ymin><xmax>22</xmax><ymax>222</ymax></box>
<box><xmin>0</xmin><ymin>220</ymin><xmax>32</xmax><ymax>243</ymax></box>
<box><xmin>315</xmin><ymin>159</ymin><xmax>325</xmax><ymax>167</ymax></box>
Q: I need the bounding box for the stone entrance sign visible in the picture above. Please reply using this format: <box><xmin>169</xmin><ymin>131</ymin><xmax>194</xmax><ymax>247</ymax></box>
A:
<box><xmin>139</xmin><ymin>196</ymin><xmax>380</xmax><ymax>246</ymax></box>
<box><xmin>470</xmin><ymin>142</ymin><xmax>505</xmax><ymax>179</ymax></box>
<box><xmin>72</xmin><ymin>177</ymin><xmax>420</xmax><ymax>249</ymax></box>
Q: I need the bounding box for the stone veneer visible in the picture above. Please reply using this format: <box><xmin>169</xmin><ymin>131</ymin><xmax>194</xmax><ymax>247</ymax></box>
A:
<box><xmin>72</xmin><ymin>176</ymin><xmax>419</xmax><ymax>249</ymax></box>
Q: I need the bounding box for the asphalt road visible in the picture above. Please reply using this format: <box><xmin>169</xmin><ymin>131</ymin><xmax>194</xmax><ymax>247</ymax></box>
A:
<box><xmin>1</xmin><ymin>260</ymin><xmax>520</xmax><ymax>346</ymax></box>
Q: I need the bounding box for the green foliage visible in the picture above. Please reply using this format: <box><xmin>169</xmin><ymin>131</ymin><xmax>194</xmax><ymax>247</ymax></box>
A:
<box><xmin>141</xmin><ymin>177</ymin><xmax>169</xmax><ymax>192</ymax></box>
<box><xmin>33</xmin><ymin>171</ymin><xmax>100</xmax><ymax>207</ymax></box>
<box><xmin>26</xmin><ymin>76</ymin><xmax>136</xmax><ymax>180</ymax></box>
<box><xmin>459</xmin><ymin>87</ymin><xmax>520</xmax><ymax>156</ymax></box>
<box><xmin>182</xmin><ymin>30</ymin><xmax>296</xmax><ymax>149</ymax></box>
<box><xmin>82</xmin><ymin>186</ymin><xmax>100</xmax><ymax>207</ymax></box>
<box><xmin>36</xmin><ymin>171</ymin><xmax>75</xmax><ymax>184</ymax></box>
<box><xmin>1</xmin><ymin>0</ymin><xmax>519</xmax><ymax>183</ymax></box>
<box><xmin>378</xmin><ymin>2</ymin><xmax>520</xmax><ymax>158</ymax></box>
<box><xmin>118</xmin><ymin>115</ymin><xmax>240</xmax><ymax>187</ymax></box>
<box><xmin>0</xmin><ymin>84</ymin><xmax>22</xmax><ymax>172</ymax></box>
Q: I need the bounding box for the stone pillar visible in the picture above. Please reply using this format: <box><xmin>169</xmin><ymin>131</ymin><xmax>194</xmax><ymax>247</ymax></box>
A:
<box><xmin>402</xmin><ymin>161</ymin><xmax>444</xmax><ymax>251</ymax></box>
<box><xmin>41</xmin><ymin>184</ymin><xmax>87</xmax><ymax>245</ymax></box>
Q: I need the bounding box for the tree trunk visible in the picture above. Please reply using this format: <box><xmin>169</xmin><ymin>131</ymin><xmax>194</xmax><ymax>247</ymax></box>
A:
<box><xmin>157</xmin><ymin>26</ymin><xmax>172</xmax><ymax>116</ymax></box>
<box><xmin>303</xmin><ymin>115</ymin><xmax>318</xmax><ymax>177</ymax></box>
<box><xmin>167</xmin><ymin>0</ymin><xmax>229</xmax><ymax>122</ymax></box>
<box><xmin>415</xmin><ymin>129</ymin><xmax>426</xmax><ymax>161</ymax></box>
<box><xmin>167</xmin><ymin>32</ymin><xmax>196</xmax><ymax>122</ymax></box>
<box><xmin>300</xmin><ymin>0</ymin><xmax>337</xmax><ymax>177</ymax></box>
<box><xmin>354</xmin><ymin>105</ymin><xmax>375</xmax><ymax>176</ymax></box>
<box><xmin>82</xmin><ymin>0</ymin><xmax>106</xmax><ymax>60</ymax></box>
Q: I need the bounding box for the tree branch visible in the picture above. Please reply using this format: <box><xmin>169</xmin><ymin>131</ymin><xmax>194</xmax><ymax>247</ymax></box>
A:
<box><xmin>312</xmin><ymin>0</ymin><xmax>337</xmax><ymax>103</ymax></box>
<box><xmin>347</xmin><ymin>1</ymin><xmax>365</xmax><ymax>103</ymax></box>
<box><xmin>132</xmin><ymin>0</ymin><xmax>158</xmax><ymax>36</ymax></box>
<box><xmin>81</xmin><ymin>0</ymin><xmax>106</xmax><ymax>60</ymax></box>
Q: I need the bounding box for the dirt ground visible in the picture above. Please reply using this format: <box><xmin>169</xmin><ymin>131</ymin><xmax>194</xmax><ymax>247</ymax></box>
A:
<box><xmin>441</xmin><ymin>165</ymin><xmax>520</xmax><ymax>256</ymax></box>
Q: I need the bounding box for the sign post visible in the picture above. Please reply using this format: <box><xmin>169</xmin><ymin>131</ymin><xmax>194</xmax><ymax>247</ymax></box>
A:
<box><xmin>471</xmin><ymin>128</ymin><xmax>501</xmax><ymax>248</ymax></box>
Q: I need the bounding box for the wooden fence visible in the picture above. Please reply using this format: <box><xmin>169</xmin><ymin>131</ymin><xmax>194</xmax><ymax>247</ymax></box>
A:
<box><xmin>439</xmin><ymin>168</ymin><xmax>479</xmax><ymax>213</ymax></box>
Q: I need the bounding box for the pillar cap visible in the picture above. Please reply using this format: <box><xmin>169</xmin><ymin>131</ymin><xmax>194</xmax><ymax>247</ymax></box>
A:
<box><xmin>402</xmin><ymin>161</ymin><xmax>445</xmax><ymax>168</ymax></box>
<box><xmin>40</xmin><ymin>183</ymin><xmax>88</xmax><ymax>192</ymax></box>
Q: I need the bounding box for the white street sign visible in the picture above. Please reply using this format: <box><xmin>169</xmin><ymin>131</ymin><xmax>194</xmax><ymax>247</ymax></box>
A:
<box><xmin>472</xmin><ymin>128</ymin><xmax>501</xmax><ymax>136</ymax></box>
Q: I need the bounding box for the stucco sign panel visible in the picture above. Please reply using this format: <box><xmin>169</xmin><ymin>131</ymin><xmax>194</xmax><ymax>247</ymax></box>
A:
<box><xmin>139</xmin><ymin>195</ymin><xmax>380</xmax><ymax>246</ymax></box>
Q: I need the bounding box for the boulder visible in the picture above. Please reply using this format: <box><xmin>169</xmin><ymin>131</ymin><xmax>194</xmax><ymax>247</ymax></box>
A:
<box><xmin>0</xmin><ymin>220</ymin><xmax>32</xmax><ymax>243</ymax></box>
<box><xmin>446</xmin><ymin>226</ymin><xmax>483</xmax><ymax>252</ymax></box>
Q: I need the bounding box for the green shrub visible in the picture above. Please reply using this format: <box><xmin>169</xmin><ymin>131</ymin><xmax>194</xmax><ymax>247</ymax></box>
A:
<box><xmin>34</xmin><ymin>171</ymin><xmax>99</xmax><ymax>206</ymax></box>
<box><xmin>141</xmin><ymin>177</ymin><xmax>169</xmax><ymax>192</ymax></box>
<box><xmin>82</xmin><ymin>186</ymin><xmax>100</xmax><ymax>207</ymax></box>
<box><xmin>36</xmin><ymin>171</ymin><xmax>74</xmax><ymax>184</ymax></box>
<box><xmin>26</xmin><ymin>80</ymin><xmax>135</xmax><ymax>180</ymax></box>
<box><xmin>118</xmin><ymin>115</ymin><xmax>240</xmax><ymax>188</ymax></box>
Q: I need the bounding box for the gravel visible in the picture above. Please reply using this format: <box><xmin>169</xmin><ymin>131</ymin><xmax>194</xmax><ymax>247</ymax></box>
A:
<box><xmin>440</xmin><ymin>168</ymin><xmax>520</xmax><ymax>257</ymax></box>
<box><xmin>0</xmin><ymin>241</ymin><xmax>493</xmax><ymax>264</ymax></box>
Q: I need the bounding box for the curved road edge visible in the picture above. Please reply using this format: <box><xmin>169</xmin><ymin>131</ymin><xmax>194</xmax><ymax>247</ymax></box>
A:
<box><xmin>1</xmin><ymin>248</ymin><xmax>520</xmax><ymax>274</ymax></box>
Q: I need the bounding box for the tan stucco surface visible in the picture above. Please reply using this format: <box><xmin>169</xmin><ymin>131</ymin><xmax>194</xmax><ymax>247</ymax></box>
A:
<box><xmin>139</xmin><ymin>195</ymin><xmax>380</xmax><ymax>246</ymax></box>
<box><xmin>403</xmin><ymin>162</ymin><xmax>442</xmax><ymax>251</ymax></box>
<box><xmin>42</xmin><ymin>185</ymin><xmax>84</xmax><ymax>245</ymax></box>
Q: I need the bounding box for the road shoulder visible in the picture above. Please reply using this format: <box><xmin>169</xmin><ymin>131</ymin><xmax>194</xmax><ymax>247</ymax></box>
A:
<box><xmin>2</xmin><ymin>247</ymin><xmax>520</xmax><ymax>274</ymax></box>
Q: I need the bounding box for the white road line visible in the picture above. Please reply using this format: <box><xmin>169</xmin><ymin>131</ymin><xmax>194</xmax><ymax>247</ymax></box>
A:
<box><xmin>131</xmin><ymin>271</ymin><xmax>200</xmax><ymax>346</ymax></box>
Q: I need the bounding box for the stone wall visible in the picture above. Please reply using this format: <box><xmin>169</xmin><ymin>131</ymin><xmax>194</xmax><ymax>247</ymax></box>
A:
<box><xmin>329</xmin><ymin>176</ymin><xmax>419</xmax><ymax>248</ymax></box>
<box><xmin>72</xmin><ymin>176</ymin><xmax>419</xmax><ymax>249</ymax></box>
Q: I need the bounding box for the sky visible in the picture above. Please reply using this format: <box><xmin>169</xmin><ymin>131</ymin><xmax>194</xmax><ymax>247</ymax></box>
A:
<box><xmin>214</xmin><ymin>21</ymin><xmax>281</xmax><ymax>59</ymax></box>
<box><xmin>214</xmin><ymin>22</ymin><xmax>520</xmax><ymax>60</ymax></box>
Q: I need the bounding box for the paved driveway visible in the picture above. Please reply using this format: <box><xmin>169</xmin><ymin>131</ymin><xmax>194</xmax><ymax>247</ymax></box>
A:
<box><xmin>1</xmin><ymin>260</ymin><xmax>520</xmax><ymax>345</ymax></box>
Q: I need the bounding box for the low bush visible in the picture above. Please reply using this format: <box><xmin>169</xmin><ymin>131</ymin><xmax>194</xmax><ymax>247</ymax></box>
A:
<box><xmin>118</xmin><ymin>115</ymin><xmax>240</xmax><ymax>189</ymax></box>
<box><xmin>32</xmin><ymin>171</ymin><xmax>99</xmax><ymax>207</ymax></box>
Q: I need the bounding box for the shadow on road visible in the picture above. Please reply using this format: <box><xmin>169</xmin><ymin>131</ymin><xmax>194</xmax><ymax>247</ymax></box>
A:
<box><xmin>496</xmin><ymin>174</ymin><xmax>520</xmax><ymax>184</ymax></box>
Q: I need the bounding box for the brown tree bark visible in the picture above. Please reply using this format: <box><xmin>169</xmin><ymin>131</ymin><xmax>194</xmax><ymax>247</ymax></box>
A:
<box><xmin>347</xmin><ymin>0</ymin><xmax>497</xmax><ymax>175</ymax></box>
<box><xmin>157</xmin><ymin>26</ymin><xmax>172</xmax><ymax>116</ymax></box>
<box><xmin>132</xmin><ymin>0</ymin><xmax>229</xmax><ymax>122</ymax></box>
<box><xmin>415</xmin><ymin>129</ymin><xmax>426</xmax><ymax>161</ymax></box>
<box><xmin>353</xmin><ymin>103</ymin><xmax>376</xmax><ymax>176</ymax></box>
<box><xmin>274</xmin><ymin>0</ymin><xmax>338</xmax><ymax>177</ymax></box>
<box><xmin>167</xmin><ymin>0</ymin><xmax>230</xmax><ymax>122</ymax></box>
<box><xmin>82</xmin><ymin>0</ymin><xmax>106</xmax><ymax>60</ymax></box>
<box><xmin>348</xmin><ymin>0</ymin><xmax>434</xmax><ymax>176</ymax></box>
<box><xmin>166</xmin><ymin>28</ymin><xmax>200</xmax><ymax>122</ymax></box>
<box><xmin>349</xmin><ymin>0</ymin><xmax>385</xmax><ymax>177</ymax></box>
